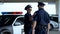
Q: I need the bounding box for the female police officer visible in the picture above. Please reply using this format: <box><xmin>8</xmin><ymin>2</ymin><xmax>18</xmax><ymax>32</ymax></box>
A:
<box><xmin>32</xmin><ymin>2</ymin><xmax>50</xmax><ymax>34</ymax></box>
<box><xmin>24</xmin><ymin>5</ymin><xmax>33</xmax><ymax>34</ymax></box>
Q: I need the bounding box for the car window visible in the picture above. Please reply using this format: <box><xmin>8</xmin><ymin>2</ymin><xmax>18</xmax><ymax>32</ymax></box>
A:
<box><xmin>0</xmin><ymin>15</ymin><xmax>24</xmax><ymax>26</ymax></box>
<box><xmin>0</xmin><ymin>15</ymin><xmax>18</xmax><ymax>26</ymax></box>
<box><xmin>15</xmin><ymin>17</ymin><xmax>24</xmax><ymax>25</ymax></box>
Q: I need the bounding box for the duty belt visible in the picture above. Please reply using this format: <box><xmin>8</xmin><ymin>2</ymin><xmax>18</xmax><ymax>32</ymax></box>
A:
<box><xmin>36</xmin><ymin>25</ymin><xmax>48</xmax><ymax>29</ymax></box>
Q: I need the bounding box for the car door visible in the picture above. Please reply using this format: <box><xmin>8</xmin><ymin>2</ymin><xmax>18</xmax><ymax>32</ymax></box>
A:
<box><xmin>12</xmin><ymin>16</ymin><xmax>24</xmax><ymax>34</ymax></box>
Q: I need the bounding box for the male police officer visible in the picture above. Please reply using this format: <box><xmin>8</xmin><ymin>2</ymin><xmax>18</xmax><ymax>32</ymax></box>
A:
<box><xmin>32</xmin><ymin>2</ymin><xmax>50</xmax><ymax>34</ymax></box>
<box><xmin>24</xmin><ymin>5</ymin><xmax>33</xmax><ymax>34</ymax></box>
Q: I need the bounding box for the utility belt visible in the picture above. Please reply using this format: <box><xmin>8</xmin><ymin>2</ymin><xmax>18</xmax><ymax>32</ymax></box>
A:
<box><xmin>36</xmin><ymin>25</ymin><xmax>48</xmax><ymax>29</ymax></box>
<box><xmin>40</xmin><ymin>25</ymin><xmax>47</xmax><ymax>29</ymax></box>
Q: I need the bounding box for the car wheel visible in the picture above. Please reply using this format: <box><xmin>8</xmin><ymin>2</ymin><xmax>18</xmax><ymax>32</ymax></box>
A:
<box><xmin>50</xmin><ymin>24</ymin><xmax>54</xmax><ymax>30</ymax></box>
<box><xmin>1</xmin><ymin>30</ymin><xmax>11</xmax><ymax>34</ymax></box>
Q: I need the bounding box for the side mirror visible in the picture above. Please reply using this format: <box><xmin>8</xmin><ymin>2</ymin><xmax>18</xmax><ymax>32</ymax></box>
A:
<box><xmin>14</xmin><ymin>22</ymin><xmax>21</xmax><ymax>26</ymax></box>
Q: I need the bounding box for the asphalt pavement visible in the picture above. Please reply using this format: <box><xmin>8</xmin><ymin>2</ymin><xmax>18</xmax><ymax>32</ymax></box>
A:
<box><xmin>50</xmin><ymin>31</ymin><xmax>60</xmax><ymax>34</ymax></box>
<box><xmin>23</xmin><ymin>28</ymin><xmax>60</xmax><ymax>34</ymax></box>
<box><xmin>49</xmin><ymin>28</ymin><xmax>60</xmax><ymax>34</ymax></box>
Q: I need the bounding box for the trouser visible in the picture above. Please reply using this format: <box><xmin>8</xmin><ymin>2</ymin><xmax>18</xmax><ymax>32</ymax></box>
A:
<box><xmin>24</xmin><ymin>26</ymin><xmax>32</xmax><ymax>34</ymax></box>
<box><xmin>35</xmin><ymin>26</ymin><xmax>47</xmax><ymax>34</ymax></box>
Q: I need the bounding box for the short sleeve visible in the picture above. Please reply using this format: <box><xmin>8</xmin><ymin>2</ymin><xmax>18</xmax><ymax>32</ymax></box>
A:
<box><xmin>33</xmin><ymin>12</ymin><xmax>38</xmax><ymax>21</ymax></box>
<box><xmin>47</xmin><ymin>14</ymin><xmax>50</xmax><ymax>23</ymax></box>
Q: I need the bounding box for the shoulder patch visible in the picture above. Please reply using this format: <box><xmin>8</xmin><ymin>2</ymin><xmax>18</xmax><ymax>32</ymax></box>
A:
<box><xmin>33</xmin><ymin>12</ymin><xmax>37</xmax><ymax>16</ymax></box>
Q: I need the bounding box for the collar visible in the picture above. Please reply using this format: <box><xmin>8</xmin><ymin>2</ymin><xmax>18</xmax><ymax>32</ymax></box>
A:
<box><xmin>27</xmin><ymin>12</ymin><xmax>31</xmax><ymax>15</ymax></box>
<box><xmin>38</xmin><ymin>8</ymin><xmax>44</xmax><ymax>11</ymax></box>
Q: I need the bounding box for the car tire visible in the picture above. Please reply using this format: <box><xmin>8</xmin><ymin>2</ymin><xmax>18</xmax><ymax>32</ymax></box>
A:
<box><xmin>1</xmin><ymin>30</ymin><xmax>11</xmax><ymax>34</ymax></box>
<box><xmin>50</xmin><ymin>24</ymin><xmax>54</xmax><ymax>30</ymax></box>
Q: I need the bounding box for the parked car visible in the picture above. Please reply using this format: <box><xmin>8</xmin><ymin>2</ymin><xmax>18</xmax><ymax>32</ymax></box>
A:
<box><xmin>50</xmin><ymin>15</ymin><xmax>58</xmax><ymax>23</ymax></box>
<box><xmin>50</xmin><ymin>20</ymin><xmax>58</xmax><ymax>30</ymax></box>
<box><xmin>0</xmin><ymin>13</ymin><xmax>58</xmax><ymax>34</ymax></box>
<box><xmin>0</xmin><ymin>15</ymin><xmax>24</xmax><ymax>34</ymax></box>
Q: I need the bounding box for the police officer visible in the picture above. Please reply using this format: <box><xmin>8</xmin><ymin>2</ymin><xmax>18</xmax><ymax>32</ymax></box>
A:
<box><xmin>24</xmin><ymin>5</ymin><xmax>33</xmax><ymax>34</ymax></box>
<box><xmin>32</xmin><ymin>2</ymin><xmax>50</xmax><ymax>34</ymax></box>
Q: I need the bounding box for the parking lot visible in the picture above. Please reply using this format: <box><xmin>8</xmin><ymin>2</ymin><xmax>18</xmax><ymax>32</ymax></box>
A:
<box><xmin>50</xmin><ymin>31</ymin><xmax>60</xmax><ymax>34</ymax></box>
<box><xmin>50</xmin><ymin>28</ymin><xmax>60</xmax><ymax>34</ymax></box>
<box><xmin>0</xmin><ymin>0</ymin><xmax>60</xmax><ymax>34</ymax></box>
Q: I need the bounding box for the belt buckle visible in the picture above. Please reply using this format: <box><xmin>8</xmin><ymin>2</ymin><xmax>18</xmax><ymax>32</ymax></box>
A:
<box><xmin>45</xmin><ymin>27</ymin><xmax>46</xmax><ymax>28</ymax></box>
<box><xmin>39</xmin><ymin>25</ymin><xmax>46</xmax><ymax>29</ymax></box>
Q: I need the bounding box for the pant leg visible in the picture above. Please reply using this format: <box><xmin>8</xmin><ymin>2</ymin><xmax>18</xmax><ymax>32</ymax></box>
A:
<box><xmin>24</xmin><ymin>29</ymin><xmax>28</xmax><ymax>34</ymax></box>
<box><xmin>35</xmin><ymin>28</ymin><xmax>47</xmax><ymax>34</ymax></box>
<box><xmin>35</xmin><ymin>29</ymin><xmax>42</xmax><ymax>34</ymax></box>
<box><xmin>42</xmin><ymin>28</ymin><xmax>47</xmax><ymax>34</ymax></box>
<box><xmin>29</xmin><ymin>29</ymin><xmax>32</xmax><ymax>34</ymax></box>
<box><xmin>24</xmin><ymin>28</ymin><xmax>32</xmax><ymax>34</ymax></box>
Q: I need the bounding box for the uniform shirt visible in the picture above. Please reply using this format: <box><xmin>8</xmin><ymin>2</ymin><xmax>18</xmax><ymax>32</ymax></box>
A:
<box><xmin>33</xmin><ymin>8</ymin><xmax>50</xmax><ymax>26</ymax></box>
<box><xmin>24</xmin><ymin>13</ymin><xmax>32</xmax><ymax>27</ymax></box>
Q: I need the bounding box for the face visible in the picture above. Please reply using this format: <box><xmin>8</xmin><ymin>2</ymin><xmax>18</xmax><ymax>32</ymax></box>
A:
<box><xmin>27</xmin><ymin>8</ymin><xmax>32</xmax><ymax>13</ymax></box>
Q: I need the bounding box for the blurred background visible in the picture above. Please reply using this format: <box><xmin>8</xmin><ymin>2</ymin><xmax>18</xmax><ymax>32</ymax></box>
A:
<box><xmin>0</xmin><ymin>0</ymin><xmax>60</xmax><ymax>34</ymax></box>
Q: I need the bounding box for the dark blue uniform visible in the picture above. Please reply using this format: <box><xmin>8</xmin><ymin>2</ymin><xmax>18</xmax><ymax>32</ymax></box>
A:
<box><xmin>24</xmin><ymin>13</ymin><xmax>32</xmax><ymax>34</ymax></box>
<box><xmin>33</xmin><ymin>8</ymin><xmax>50</xmax><ymax>34</ymax></box>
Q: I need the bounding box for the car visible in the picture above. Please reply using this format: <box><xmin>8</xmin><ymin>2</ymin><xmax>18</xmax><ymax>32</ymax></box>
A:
<box><xmin>12</xmin><ymin>15</ymin><xmax>24</xmax><ymax>34</ymax></box>
<box><xmin>50</xmin><ymin>20</ymin><xmax>58</xmax><ymax>30</ymax></box>
<box><xmin>50</xmin><ymin>15</ymin><xmax>58</xmax><ymax>23</ymax></box>
<box><xmin>0</xmin><ymin>15</ymin><xmax>24</xmax><ymax>34</ymax></box>
<box><xmin>0</xmin><ymin>12</ymin><xmax>58</xmax><ymax>34</ymax></box>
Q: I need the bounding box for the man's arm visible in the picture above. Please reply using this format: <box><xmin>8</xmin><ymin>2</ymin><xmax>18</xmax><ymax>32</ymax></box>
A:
<box><xmin>47</xmin><ymin>23</ymin><xmax>50</xmax><ymax>34</ymax></box>
<box><xmin>32</xmin><ymin>21</ymin><xmax>37</xmax><ymax>34</ymax></box>
<box><xmin>32</xmin><ymin>12</ymin><xmax>37</xmax><ymax>34</ymax></box>
<box><xmin>32</xmin><ymin>21</ymin><xmax>37</xmax><ymax>30</ymax></box>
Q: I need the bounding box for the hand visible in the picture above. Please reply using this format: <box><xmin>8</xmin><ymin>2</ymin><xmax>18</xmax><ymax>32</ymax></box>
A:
<box><xmin>47</xmin><ymin>29</ymin><xmax>49</xmax><ymax>34</ymax></box>
<box><xmin>32</xmin><ymin>29</ymin><xmax>35</xmax><ymax>34</ymax></box>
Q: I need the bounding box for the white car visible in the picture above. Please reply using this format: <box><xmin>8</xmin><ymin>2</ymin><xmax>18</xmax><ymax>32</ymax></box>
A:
<box><xmin>50</xmin><ymin>20</ymin><xmax>58</xmax><ymax>30</ymax></box>
<box><xmin>0</xmin><ymin>15</ymin><xmax>24</xmax><ymax>34</ymax></box>
<box><xmin>12</xmin><ymin>16</ymin><xmax>24</xmax><ymax>34</ymax></box>
<box><xmin>0</xmin><ymin>15</ymin><xmax>58</xmax><ymax>34</ymax></box>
